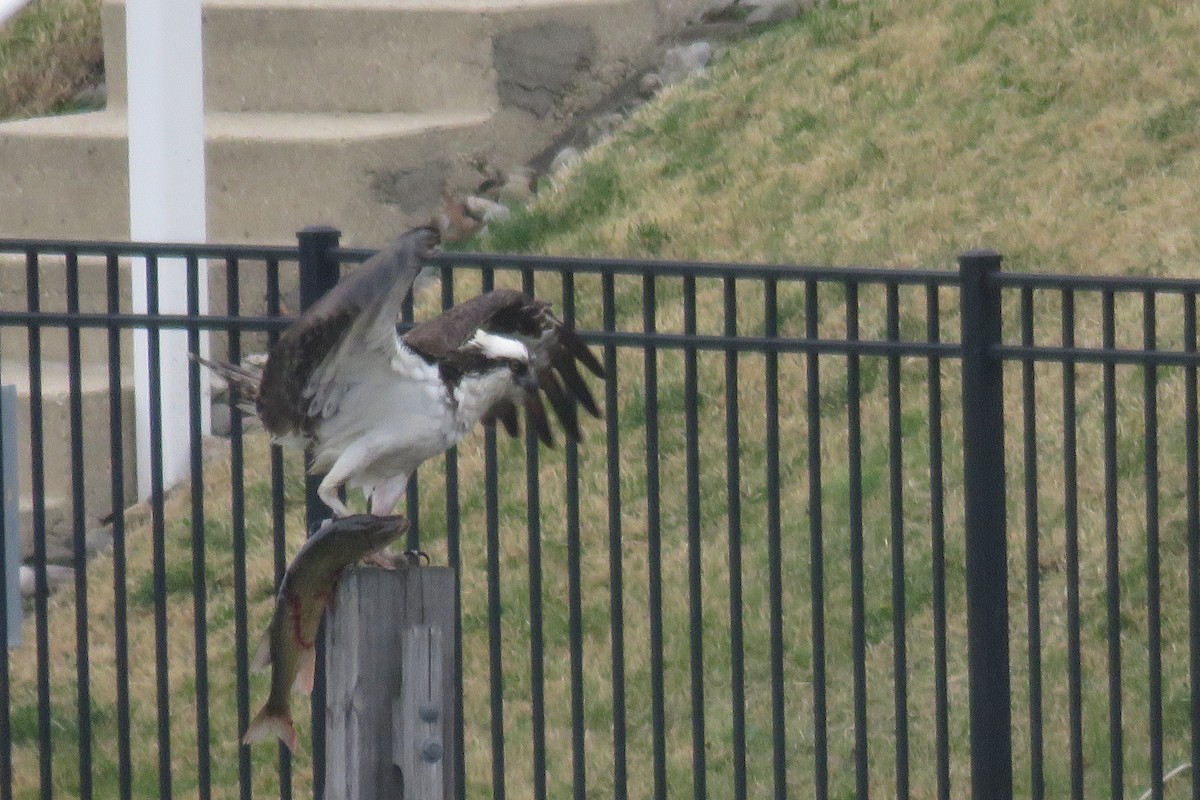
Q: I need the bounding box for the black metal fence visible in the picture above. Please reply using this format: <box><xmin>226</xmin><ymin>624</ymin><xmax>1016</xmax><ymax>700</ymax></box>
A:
<box><xmin>0</xmin><ymin>230</ymin><xmax>1198</xmax><ymax>800</ymax></box>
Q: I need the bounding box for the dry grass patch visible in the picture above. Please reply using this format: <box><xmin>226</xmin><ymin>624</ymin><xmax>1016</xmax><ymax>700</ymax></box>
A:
<box><xmin>9</xmin><ymin>0</ymin><xmax>1200</xmax><ymax>798</ymax></box>
<box><xmin>0</xmin><ymin>0</ymin><xmax>103</xmax><ymax>120</ymax></box>
<box><xmin>496</xmin><ymin>0</ymin><xmax>1200</xmax><ymax>276</ymax></box>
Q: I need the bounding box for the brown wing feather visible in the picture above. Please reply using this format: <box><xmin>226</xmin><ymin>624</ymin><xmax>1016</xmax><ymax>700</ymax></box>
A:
<box><xmin>403</xmin><ymin>287</ymin><xmax>606</xmax><ymax>446</ymax></box>
<box><xmin>256</xmin><ymin>226</ymin><xmax>438</xmax><ymax>437</ymax></box>
<box><xmin>402</xmin><ymin>289</ymin><xmax>529</xmax><ymax>361</ymax></box>
<box><xmin>481</xmin><ymin>399</ymin><xmax>521</xmax><ymax>438</ymax></box>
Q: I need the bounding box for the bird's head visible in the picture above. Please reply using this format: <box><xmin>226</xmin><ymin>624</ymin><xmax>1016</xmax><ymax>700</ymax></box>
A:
<box><xmin>467</xmin><ymin>330</ymin><xmax>537</xmax><ymax>393</ymax></box>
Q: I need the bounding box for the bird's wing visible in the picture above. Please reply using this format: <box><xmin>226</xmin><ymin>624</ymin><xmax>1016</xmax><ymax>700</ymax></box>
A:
<box><xmin>403</xmin><ymin>289</ymin><xmax>606</xmax><ymax>445</ymax></box>
<box><xmin>256</xmin><ymin>226</ymin><xmax>440</xmax><ymax>436</ymax></box>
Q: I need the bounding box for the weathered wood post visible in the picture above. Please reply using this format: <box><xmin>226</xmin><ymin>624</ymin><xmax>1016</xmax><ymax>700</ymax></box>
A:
<box><xmin>324</xmin><ymin>566</ymin><xmax>457</xmax><ymax>800</ymax></box>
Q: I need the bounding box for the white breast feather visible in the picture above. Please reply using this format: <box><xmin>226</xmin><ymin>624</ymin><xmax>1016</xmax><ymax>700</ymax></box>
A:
<box><xmin>453</xmin><ymin>368</ymin><xmax>520</xmax><ymax>437</ymax></box>
<box><xmin>309</xmin><ymin>337</ymin><xmax>452</xmax><ymax>477</ymax></box>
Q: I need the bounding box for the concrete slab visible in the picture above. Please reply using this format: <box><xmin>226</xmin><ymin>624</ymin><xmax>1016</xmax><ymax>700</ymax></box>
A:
<box><xmin>0</xmin><ymin>108</ymin><xmax>499</xmax><ymax>246</ymax></box>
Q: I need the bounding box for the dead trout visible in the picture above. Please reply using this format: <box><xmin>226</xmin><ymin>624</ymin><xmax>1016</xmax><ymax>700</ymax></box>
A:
<box><xmin>242</xmin><ymin>513</ymin><xmax>410</xmax><ymax>750</ymax></box>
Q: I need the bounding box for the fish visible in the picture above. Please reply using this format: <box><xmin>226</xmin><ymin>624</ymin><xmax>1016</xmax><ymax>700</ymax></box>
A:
<box><xmin>242</xmin><ymin>513</ymin><xmax>410</xmax><ymax>750</ymax></box>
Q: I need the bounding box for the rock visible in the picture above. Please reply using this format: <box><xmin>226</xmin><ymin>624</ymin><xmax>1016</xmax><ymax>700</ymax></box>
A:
<box><xmin>432</xmin><ymin>194</ymin><xmax>485</xmax><ymax>244</ymax></box>
<box><xmin>587</xmin><ymin>112</ymin><xmax>626</xmax><ymax>145</ymax></box>
<box><xmin>638</xmin><ymin>72</ymin><xmax>664</xmax><ymax>98</ymax></box>
<box><xmin>550</xmin><ymin>146</ymin><xmax>582</xmax><ymax>177</ymax></box>
<box><xmin>19</xmin><ymin>564</ymin><xmax>75</xmax><ymax>599</ymax></box>
<box><xmin>745</xmin><ymin>0</ymin><xmax>805</xmax><ymax>25</ymax></box>
<box><xmin>463</xmin><ymin>196</ymin><xmax>512</xmax><ymax>239</ymax></box>
<box><xmin>660</xmin><ymin>41</ymin><xmax>713</xmax><ymax>86</ymax></box>
<box><xmin>479</xmin><ymin>166</ymin><xmax>536</xmax><ymax>205</ymax></box>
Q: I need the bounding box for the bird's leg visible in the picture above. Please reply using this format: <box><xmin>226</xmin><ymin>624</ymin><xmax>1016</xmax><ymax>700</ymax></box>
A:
<box><xmin>367</xmin><ymin>475</ymin><xmax>427</xmax><ymax>566</ymax></box>
<box><xmin>316</xmin><ymin>476</ymin><xmax>352</xmax><ymax>518</ymax></box>
<box><xmin>368</xmin><ymin>474</ymin><xmax>409</xmax><ymax>517</ymax></box>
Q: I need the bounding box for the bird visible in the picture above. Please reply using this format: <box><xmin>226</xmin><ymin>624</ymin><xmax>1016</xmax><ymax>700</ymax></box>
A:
<box><xmin>201</xmin><ymin>225</ymin><xmax>605</xmax><ymax>518</ymax></box>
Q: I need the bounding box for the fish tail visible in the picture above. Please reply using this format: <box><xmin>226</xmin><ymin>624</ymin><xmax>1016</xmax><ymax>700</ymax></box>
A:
<box><xmin>242</xmin><ymin>705</ymin><xmax>298</xmax><ymax>752</ymax></box>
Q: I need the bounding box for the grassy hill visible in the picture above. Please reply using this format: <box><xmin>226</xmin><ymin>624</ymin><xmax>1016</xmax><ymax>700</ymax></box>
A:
<box><xmin>7</xmin><ymin>0</ymin><xmax>1200</xmax><ymax>798</ymax></box>
<box><xmin>0</xmin><ymin>0</ymin><xmax>102</xmax><ymax>120</ymax></box>
<box><xmin>495</xmin><ymin>0</ymin><xmax>1200</xmax><ymax>276</ymax></box>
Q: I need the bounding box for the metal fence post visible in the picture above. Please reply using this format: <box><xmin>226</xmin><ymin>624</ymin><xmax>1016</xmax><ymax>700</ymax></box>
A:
<box><xmin>959</xmin><ymin>249</ymin><xmax>1012</xmax><ymax>800</ymax></box>
<box><xmin>296</xmin><ymin>224</ymin><xmax>342</xmax><ymax>800</ymax></box>
<box><xmin>297</xmin><ymin>224</ymin><xmax>343</xmax><ymax>529</ymax></box>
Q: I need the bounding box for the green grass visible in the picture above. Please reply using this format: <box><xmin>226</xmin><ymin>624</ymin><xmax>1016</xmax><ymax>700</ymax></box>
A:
<box><xmin>0</xmin><ymin>0</ymin><xmax>103</xmax><ymax>120</ymax></box>
<box><xmin>8</xmin><ymin>0</ymin><xmax>1200</xmax><ymax>798</ymax></box>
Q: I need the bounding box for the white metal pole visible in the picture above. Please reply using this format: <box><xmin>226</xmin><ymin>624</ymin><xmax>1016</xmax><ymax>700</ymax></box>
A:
<box><xmin>126</xmin><ymin>0</ymin><xmax>210</xmax><ymax>500</ymax></box>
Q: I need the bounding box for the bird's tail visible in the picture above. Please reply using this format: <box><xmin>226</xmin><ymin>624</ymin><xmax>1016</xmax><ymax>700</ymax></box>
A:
<box><xmin>192</xmin><ymin>354</ymin><xmax>262</xmax><ymax>416</ymax></box>
<box><xmin>242</xmin><ymin>705</ymin><xmax>298</xmax><ymax>751</ymax></box>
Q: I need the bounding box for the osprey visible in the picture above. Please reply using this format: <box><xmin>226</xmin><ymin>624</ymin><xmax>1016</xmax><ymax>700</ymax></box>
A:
<box><xmin>205</xmin><ymin>226</ymin><xmax>605</xmax><ymax>517</ymax></box>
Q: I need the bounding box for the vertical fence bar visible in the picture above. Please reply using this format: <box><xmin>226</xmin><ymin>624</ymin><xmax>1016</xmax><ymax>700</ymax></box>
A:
<box><xmin>146</xmin><ymin>254</ymin><xmax>174</xmax><ymax>800</ymax></box>
<box><xmin>845</xmin><ymin>281</ymin><xmax>868</xmax><ymax>800</ymax></box>
<box><xmin>296</xmin><ymin>228</ymin><xmax>343</xmax><ymax>533</ymax></box>
<box><xmin>25</xmin><ymin>250</ymin><xmax>53</xmax><ymax>800</ymax></box>
<box><xmin>65</xmin><ymin>252</ymin><xmax>94</xmax><ymax>800</ymax></box>
<box><xmin>683</xmin><ymin>275</ymin><xmax>706</xmax><ymax>800</ymax></box>
<box><xmin>400</xmin><ymin>294</ymin><xmax>420</xmax><ymax>552</ymax></box>
<box><xmin>724</xmin><ymin>276</ymin><xmax>748</xmax><ymax>800</ymax></box>
<box><xmin>105</xmin><ymin>251</ymin><xmax>133</xmax><ymax>800</ymax></box>
<box><xmin>1184</xmin><ymin>292</ymin><xmax>1200</xmax><ymax>800</ymax></box>
<box><xmin>563</xmin><ymin>271</ymin><xmax>587</xmax><ymax>800</ymax></box>
<box><xmin>927</xmin><ymin>282</ymin><xmax>950</xmax><ymax>800</ymax></box>
<box><xmin>0</xmin><ymin>338</ymin><xmax>8</xmax><ymax>800</ymax></box>
<box><xmin>764</xmin><ymin>278</ymin><xmax>788</xmax><ymax>800</ymax></box>
<box><xmin>480</xmin><ymin>267</ymin><xmax>509</xmax><ymax>800</ymax></box>
<box><xmin>441</xmin><ymin>264</ymin><xmax>466</xmax><ymax>800</ymax></box>
<box><xmin>297</xmin><ymin>226</ymin><xmax>341</xmax><ymax>799</ymax></box>
<box><xmin>1143</xmin><ymin>291</ymin><xmax>1164</xmax><ymax>800</ymax></box>
<box><xmin>1019</xmin><ymin>286</ymin><xmax>1043</xmax><ymax>800</ymax></box>
<box><xmin>185</xmin><ymin>255</ymin><xmax>213</xmax><ymax>800</ymax></box>
<box><xmin>264</xmin><ymin>256</ymin><xmax>293</xmax><ymax>800</ymax></box>
<box><xmin>643</xmin><ymin>274</ymin><xmax>667</xmax><ymax>800</ymax></box>
<box><xmin>603</xmin><ymin>270</ymin><xmax>629</xmax><ymax>800</ymax></box>
<box><xmin>1101</xmin><ymin>291</ymin><xmax>1123</xmax><ymax>800</ymax></box>
<box><xmin>1062</xmin><ymin>289</ymin><xmax>1084</xmax><ymax>800</ymax></box>
<box><xmin>957</xmin><ymin>249</ymin><xmax>1011</xmax><ymax>800</ymax></box>
<box><xmin>521</xmin><ymin>267</ymin><xmax>548</xmax><ymax>800</ymax></box>
<box><xmin>886</xmin><ymin>283</ymin><xmax>910</xmax><ymax>800</ymax></box>
<box><xmin>805</xmin><ymin>279</ymin><xmax>828</xmax><ymax>800</ymax></box>
<box><xmin>224</xmin><ymin>256</ymin><xmax>254</xmax><ymax>800</ymax></box>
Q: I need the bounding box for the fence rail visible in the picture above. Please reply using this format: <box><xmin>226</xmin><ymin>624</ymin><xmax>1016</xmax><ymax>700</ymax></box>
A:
<box><xmin>0</xmin><ymin>232</ymin><xmax>1198</xmax><ymax>800</ymax></box>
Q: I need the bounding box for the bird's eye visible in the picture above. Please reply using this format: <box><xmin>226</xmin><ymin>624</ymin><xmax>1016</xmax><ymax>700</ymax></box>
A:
<box><xmin>511</xmin><ymin>360</ymin><xmax>528</xmax><ymax>374</ymax></box>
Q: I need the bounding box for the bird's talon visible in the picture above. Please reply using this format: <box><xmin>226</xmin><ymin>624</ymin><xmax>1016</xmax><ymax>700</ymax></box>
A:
<box><xmin>365</xmin><ymin>550</ymin><xmax>398</xmax><ymax>570</ymax></box>
<box><xmin>400</xmin><ymin>550</ymin><xmax>430</xmax><ymax>567</ymax></box>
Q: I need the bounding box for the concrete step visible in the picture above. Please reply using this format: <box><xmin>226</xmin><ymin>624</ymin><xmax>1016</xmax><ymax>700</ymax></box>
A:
<box><xmin>101</xmin><ymin>0</ymin><xmax>658</xmax><ymax>115</ymax></box>
<box><xmin>6</xmin><ymin>0</ymin><xmax>665</xmax><ymax>245</ymax></box>
<box><xmin>2</xmin><ymin>359</ymin><xmax>137</xmax><ymax>560</ymax></box>
<box><xmin>0</xmin><ymin>108</ymin><xmax>501</xmax><ymax>246</ymax></box>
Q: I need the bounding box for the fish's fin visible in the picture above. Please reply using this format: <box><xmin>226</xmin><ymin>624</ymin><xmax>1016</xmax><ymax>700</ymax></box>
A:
<box><xmin>242</xmin><ymin>706</ymin><xmax>298</xmax><ymax>752</ymax></box>
<box><xmin>294</xmin><ymin>646</ymin><xmax>317</xmax><ymax>696</ymax></box>
<box><xmin>250</xmin><ymin>629</ymin><xmax>272</xmax><ymax>673</ymax></box>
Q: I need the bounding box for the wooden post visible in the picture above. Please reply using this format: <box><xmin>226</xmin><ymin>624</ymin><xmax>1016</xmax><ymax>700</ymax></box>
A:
<box><xmin>324</xmin><ymin>566</ymin><xmax>457</xmax><ymax>800</ymax></box>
